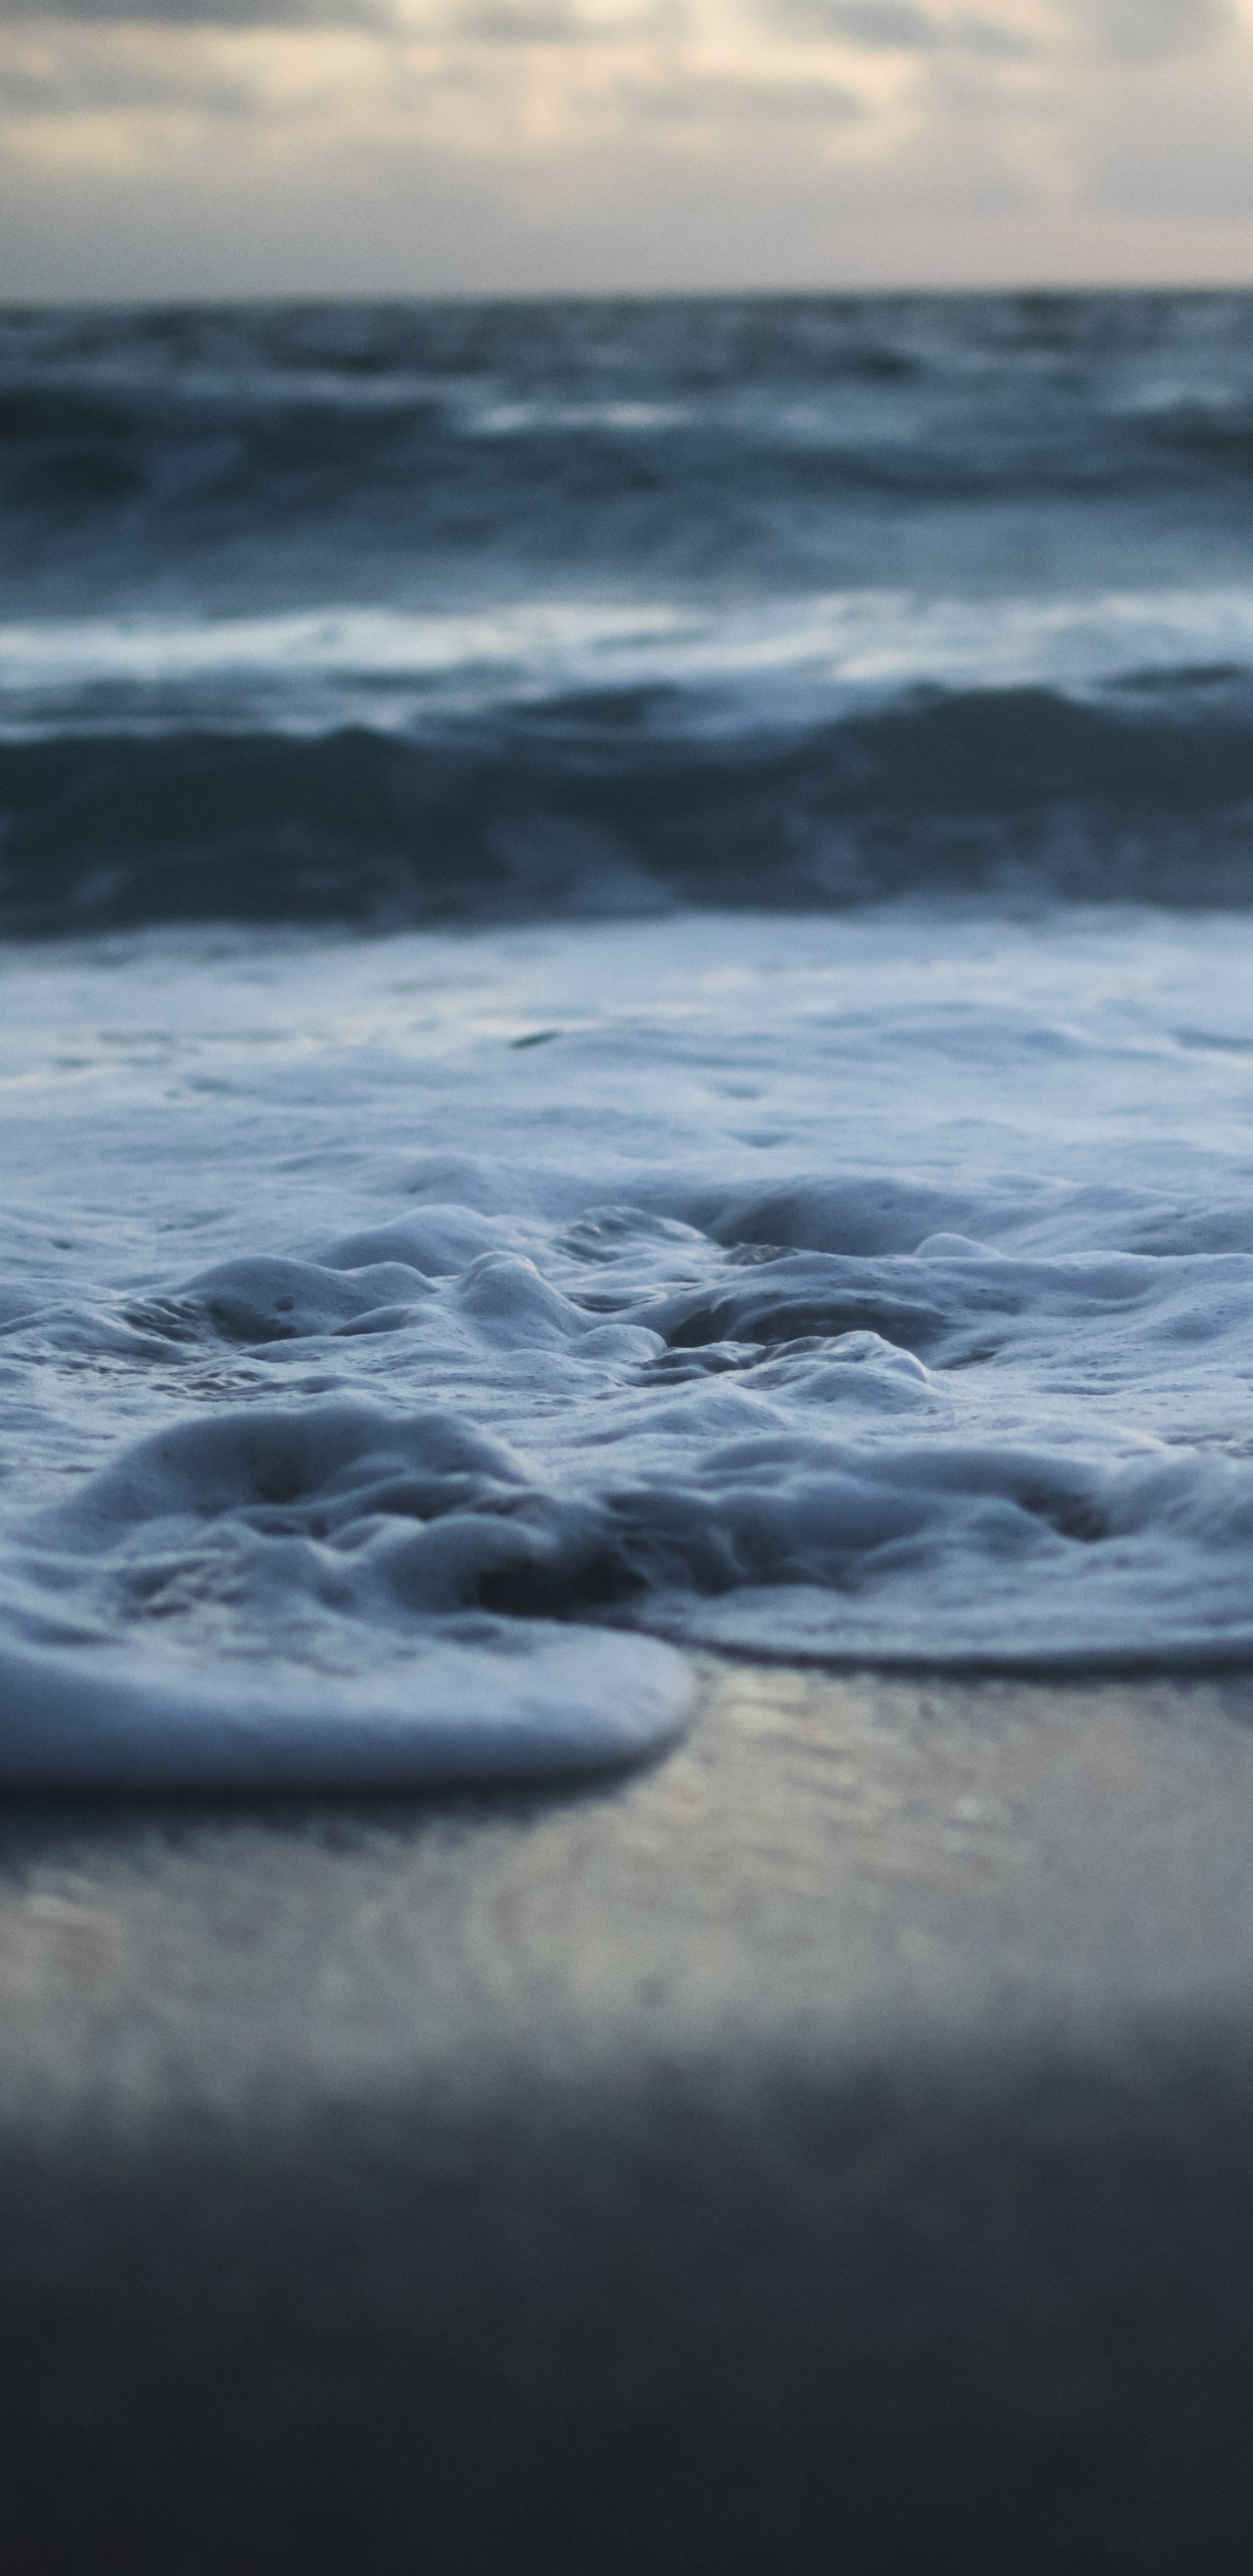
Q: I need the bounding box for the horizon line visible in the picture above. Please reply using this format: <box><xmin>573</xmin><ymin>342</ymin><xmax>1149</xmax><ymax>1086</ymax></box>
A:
<box><xmin>10</xmin><ymin>273</ymin><xmax>1253</xmax><ymax>311</ymax></box>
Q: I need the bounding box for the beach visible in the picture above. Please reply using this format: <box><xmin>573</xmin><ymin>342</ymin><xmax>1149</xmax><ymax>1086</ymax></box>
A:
<box><xmin>3</xmin><ymin>1651</ymin><xmax>1253</xmax><ymax>2570</ymax></box>
<box><xmin>7</xmin><ymin>292</ymin><xmax>1253</xmax><ymax>2566</ymax></box>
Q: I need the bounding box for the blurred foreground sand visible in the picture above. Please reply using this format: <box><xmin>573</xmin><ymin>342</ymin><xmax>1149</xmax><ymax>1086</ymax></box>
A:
<box><xmin>3</xmin><ymin>1654</ymin><xmax>1253</xmax><ymax>2573</ymax></box>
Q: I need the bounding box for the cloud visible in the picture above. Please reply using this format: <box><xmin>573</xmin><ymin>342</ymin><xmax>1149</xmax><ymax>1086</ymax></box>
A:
<box><xmin>0</xmin><ymin>0</ymin><xmax>682</xmax><ymax>23</ymax></box>
<box><xmin>0</xmin><ymin>0</ymin><xmax>675</xmax><ymax>24</ymax></box>
<box><xmin>767</xmin><ymin>2</ymin><xmax>1032</xmax><ymax>56</ymax></box>
<box><xmin>1079</xmin><ymin>0</ymin><xmax>1232</xmax><ymax>63</ymax></box>
<box><xmin>455</xmin><ymin>3</ymin><xmax>580</xmax><ymax>33</ymax></box>
<box><xmin>0</xmin><ymin>0</ymin><xmax>1234</xmax><ymax>56</ymax></box>
<box><xmin>453</xmin><ymin>3</ymin><xmax>608</xmax><ymax>37</ymax></box>
<box><xmin>0</xmin><ymin>0</ymin><xmax>380</xmax><ymax>21</ymax></box>
<box><xmin>618</xmin><ymin>64</ymin><xmax>862</xmax><ymax>117</ymax></box>
<box><xmin>781</xmin><ymin>0</ymin><xmax>938</xmax><ymax>41</ymax></box>
<box><xmin>768</xmin><ymin>0</ymin><xmax>1235</xmax><ymax>64</ymax></box>
<box><xmin>0</xmin><ymin>38</ymin><xmax>254</xmax><ymax>101</ymax></box>
<box><xmin>2</xmin><ymin>0</ymin><xmax>1222</xmax><ymax>56</ymax></box>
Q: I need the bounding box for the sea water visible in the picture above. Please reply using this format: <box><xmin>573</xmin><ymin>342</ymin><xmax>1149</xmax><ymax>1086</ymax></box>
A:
<box><xmin>6</xmin><ymin>291</ymin><xmax>1253</xmax><ymax>1786</ymax></box>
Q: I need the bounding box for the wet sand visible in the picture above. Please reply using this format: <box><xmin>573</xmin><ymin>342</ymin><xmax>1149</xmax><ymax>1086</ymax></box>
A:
<box><xmin>3</xmin><ymin>1653</ymin><xmax>1253</xmax><ymax>2572</ymax></box>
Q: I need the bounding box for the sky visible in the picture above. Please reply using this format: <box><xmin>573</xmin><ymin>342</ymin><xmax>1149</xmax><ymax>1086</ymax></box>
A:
<box><xmin>3</xmin><ymin>0</ymin><xmax>1253</xmax><ymax>299</ymax></box>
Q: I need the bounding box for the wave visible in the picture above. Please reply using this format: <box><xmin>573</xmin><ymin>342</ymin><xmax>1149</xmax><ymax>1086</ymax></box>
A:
<box><xmin>4</xmin><ymin>674</ymin><xmax>1253</xmax><ymax>931</ymax></box>
<box><xmin>8</xmin><ymin>292</ymin><xmax>1253</xmax><ymax>612</ymax></box>
<box><xmin>8</xmin><ymin>586</ymin><xmax>1253</xmax><ymax>725</ymax></box>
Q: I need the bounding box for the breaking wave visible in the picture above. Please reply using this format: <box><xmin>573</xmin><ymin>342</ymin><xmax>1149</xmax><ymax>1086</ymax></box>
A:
<box><xmin>3</xmin><ymin>672</ymin><xmax>1253</xmax><ymax>931</ymax></box>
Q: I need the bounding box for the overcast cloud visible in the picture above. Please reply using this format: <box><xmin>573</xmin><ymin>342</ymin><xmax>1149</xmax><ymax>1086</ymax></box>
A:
<box><xmin>2</xmin><ymin>0</ymin><xmax>1252</xmax><ymax>295</ymax></box>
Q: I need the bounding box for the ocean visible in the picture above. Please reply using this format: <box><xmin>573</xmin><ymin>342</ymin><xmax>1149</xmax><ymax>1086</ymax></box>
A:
<box><xmin>5</xmin><ymin>287</ymin><xmax>1253</xmax><ymax>1787</ymax></box>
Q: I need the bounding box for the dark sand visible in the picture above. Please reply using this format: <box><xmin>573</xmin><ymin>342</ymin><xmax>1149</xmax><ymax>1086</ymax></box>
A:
<box><xmin>3</xmin><ymin>1653</ymin><xmax>1253</xmax><ymax>2573</ymax></box>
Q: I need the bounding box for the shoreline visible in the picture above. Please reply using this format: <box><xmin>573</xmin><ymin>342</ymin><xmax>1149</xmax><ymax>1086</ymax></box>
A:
<box><xmin>3</xmin><ymin>1652</ymin><xmax>1253</xmax><ymax>2569</ymax></box>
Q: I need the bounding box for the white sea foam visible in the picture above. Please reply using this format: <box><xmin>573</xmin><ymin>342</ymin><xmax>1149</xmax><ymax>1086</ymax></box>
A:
<box><xmin>4</xmin><ymin>904</ymin><xmax>1253</xmax><ymax>1786</ymax></box>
